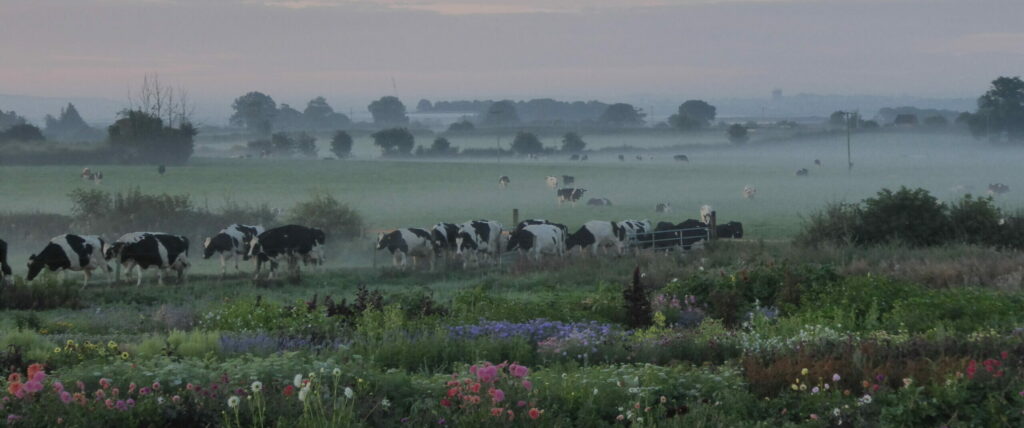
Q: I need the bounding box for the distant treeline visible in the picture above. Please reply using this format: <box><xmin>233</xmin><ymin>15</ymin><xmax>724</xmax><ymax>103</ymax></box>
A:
<box><xmin>417</xmin><ymin>98</ymin><xmax>611</xmax><ymax>123</ymax></box>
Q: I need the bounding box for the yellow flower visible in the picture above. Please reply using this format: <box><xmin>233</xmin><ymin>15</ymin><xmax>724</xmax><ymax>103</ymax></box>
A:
<box><xmin>790</xmin><ymin>384</ymin><xmax>798</xmax><ymax>391</ymax></box>
<box><xmin>120</xmin><ymin>352</ymin><xmax>130</xmax><ymax>360</ymax></box>
<box><xmin>66</xmin><ymin>340</ymin><xmax>74</xmax><ymax>346</ymax></box>
<box><xmin>799</xmin><ymin>384</ymin><xmax>807</xmax><ymax>391</ymax></box>
<box><xmin>54</xmin><ymin>347</ymin><xmax>62</xmax><ymax>353</ymax></box>
<box><xmin>108</xmin><ymin>341</ymin><xmax>118</xmax><ymax>349</ymax></box>
<box><xmin>801</xmin><ymin>368</ymin><xmax>809</xmax><ymax>376</ymax></box>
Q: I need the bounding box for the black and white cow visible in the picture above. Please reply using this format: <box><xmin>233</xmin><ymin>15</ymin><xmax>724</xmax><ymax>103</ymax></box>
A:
<box><xmin>203</xmin><ymin>224</ymin><xmax>265</xmax><ymax>277</ymax></box>
<box><xmin>655</xmin><ymin>203</ymin><xmax>671</xmax><ymax>213</ymax></box>
<box><xmin>700</xmin><ymin>205</ymin><xmax>714</xmax><ymax>224</ymax></box>
<box><xmin>617</xmin><ymin>220</ymin><xmax>652</xmax><ymax>242</ymax></box>
<box><xmin>377</xmin><ymin>228</ymin><xmax>437</xmax><ymax>270</ymax></box>
<box><xmin>673</xmin><ymin>155</ymin><xmax>689</xmax><ymax>162</ymax></box>
<box><xmin>507</xmin><ymin>224</ymin><xmax>566</xmax><ymax>261</ymax></box>
<box><xmin>566</xmin><ymin>221</ymin><xmax>625</xmax><ymax>256</ymax></box>
<box><xmin>27</xmin><ymin>234</ymin><xmax>111</xmax><ymax>287</ymax></box>
<box><xmin>796</xmin><ymin>168</ymin><xmax>809</xmax><ymax>177</ymax></box>
<box><xmin>431</xmin><ymin>222</ymin><xmax>461</xmax><ymax>254</ymax></box>
<box><xmin>515</xmin><ymin>219</ymin><xmax>568</xmax><ymax>234</ymax></box>
<box><xmin>455</xmin><ymin>220</ymin><xmax>504</xmax><ymax>267</ymax></box>
<box><xmin>545</xmin><ymin>176</ymin><xmax>559</xmax><ymax>189</ymax></box>
<box><xmin>248</xmin><ymin>225</ymin><xmax>325</xmax><ymax>280</ymax></box>
<box><xmin>498</xmin><ymin>176</ymin><xmax>510</xmax><ymax>189</ymax></box>
<box><xmin>557</xmin><ymin>188</ymin><xmax>587</xmax><ymax>206</ymax></box>
<box><xmin>635</xmin><ymin>220</ymin><xmax>709</xmax><ymax>250</ymax></box>
<box><xmin>587</xmin><ymin>198</ymin><xmax>612</xmax><ymax>206</ymax></box>
<box><xmin>716</xmin><ymin>221</ymin><xmax>744</xmax><ymax>239</ymax></box>
<box><xmin>104</xmin><ymin>232</ymin><xmax>190</xmax><ymax>286</ymax></box>
<box><xmin>0</xmin><ymin>239</ymin><xmax>11</xmax><ymax>285</ymax></box>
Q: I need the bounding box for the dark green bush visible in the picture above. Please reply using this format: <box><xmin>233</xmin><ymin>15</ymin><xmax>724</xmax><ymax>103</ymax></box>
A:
<box><xmin>287</xmin><ymin>192</ymin><xmax>363</xmax><ymax>239</ymax></box>
<box><xmin>860</xmin><ymin>187</ymin><xmax>951</xmax><ymax>246</ymax></box>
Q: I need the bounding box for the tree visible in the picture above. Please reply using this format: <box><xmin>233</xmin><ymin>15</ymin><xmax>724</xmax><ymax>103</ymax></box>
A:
<box><xmin>893</xmin><ymin>114</ymin><xmax>918</xmax><ymax>126</ymax></box>
<box><xmin>303</xmin><ymin>97</ymin><xmax>350</xmax><ymax>130</ymax></box>
<box><xmin>669</xmin><ymin>100</ymin><xmax>716</xmax><ymax>130</ymax></box>
<box><xmin>561</xmin><ymin>132</ymin><xmax>586</xmax><ymax>152</ymax></box>
<box><xmin>273</xmin><ymin>104</ymin><xmax>303</xmax><ymax>131</ymax></box>
<box><xmin>829</xmin><ymin>111</ymin><xmax>848</xmax><ymax>127</ymax></box>
<box><xmin>510</xmin><ymin>131</ymin><xmax>543</xmax><ymax>155</ymax></box>
<box><xmin>923</xmin><ymin>115</ymin><xmax>949</xmax><ymax>127</ymax></box>
<box><xmin>424</xmin><ymin>137</ymin><xmax>458</xmax><ymax>156</ymax></box>
<box><xmin>108</xmin><ymin>110</ymin><xmax>195</xmax><ymax>164</ymax></box>
<box><xmin>371</xmin><ymin>127</ymin><xmax>414</xmax><ymax>156</ymax></box>
<box><xmin>447</xmin><ymin>120</ymin><xmax>475</xmax><ymax>132</ymax></box>
<box><xmin>598</xmin><ymin>103</ymin><xmax>645</xmax><ymax>126</ymax></box>
<box><xmin>479</xmin><ymin>100</ymin><xmax>519</xmax><ymax>127</ymax></box>
<box><xmin>727</xmin><ymin>124</ymin><xmax>749</xmax><ymax>144</ymax></box>
<box><xmin>416</xmin><ymin>99</ymin><xmax>433</xmax><ymax>112</ymax></box>
<box><xmin>295</xmin><ymin>132</ymin><xmax>318</xmax><ymax>157</ymax></box>
<box><xmin>330</xmin><ymin>131</ymin><xmax>353</xmax><ymax>158</ymax></box>
<box><xmin>44</xmin><ymin>103</ymin><xmax>90</xmax><ymax>133</ymax></box>
<box><xmin>270</xmin><ymin>133</ymin><xmax>295</xmax><ymax>155</ymax></box>
<box><xmin>231</xmin><ymin>91</ymin><xmax>277</xmax><ymax>135</ymax></box>
<box><xmin>368</xmin><ymin>96</ymin><xmax>408</xmax><ymax>125</ymax></box>
<box><xmin>0</xmin><ymin>109</ymin><xmax>26</xmax><ymax>131</ymax></box>
<box><xmin>973</xmin><ymin>76</ymin><xmax>1024</xmax><ymax>141</ymax></box>
<box><xmin>0</xmin><ymin>123</ymin><xmax>45</xmax><ymax>143</ymax></box>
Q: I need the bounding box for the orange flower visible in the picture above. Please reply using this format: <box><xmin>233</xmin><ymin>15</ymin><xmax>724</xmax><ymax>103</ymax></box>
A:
<box><xmin>490</xmin><ymin>408</ymin><xmax>504</xmax><ymax>417</ymax></box>
<box><xmin>7</xmin><ymin>373</ymin><xmax>21</xmax><ymax>383</ymax></box>
<box><xmin>7</xmin><ymin>381</ymin><xmax>22</xmax><ymax>396</ymax></box>
<box><xmin>529</xmin><ymin>408</ymin><xmax>542</xmax><ymax>420</ymax></box>
<box><xmin>26</xmin><ymin>364</ymin><xmax>44</xmax><ymax>380</ymax></box>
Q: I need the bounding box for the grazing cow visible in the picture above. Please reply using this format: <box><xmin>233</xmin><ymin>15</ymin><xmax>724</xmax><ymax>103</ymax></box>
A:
<box><xmin>562</xmin><ymin>175</ymin><xmax>575</xmax><ymax>186</ymax></box>
<box><xmin>0</xmin><ymin>239</ymin><xmax>11</xmax><ymax>285</ymax></box>
<box><xmin>377</xmin><ymin>228</ymin><xmax>437</xmax><ymax>270</ymax></box>
<box><xmin>700</xmin><ymin>205</ymin><xmax>714</xmax><ymax>224</ymax></box>
<box><xmin>673</xmin><ymin>155</ymin><xmax>689</xmax><ymax>162</ymax></box>
<box><xmin>27</xmin><ymin>234</ymin><xmax>111</xmax><ymax>287</ymax></box>
<box><xmin>618</xmin><ymin>219</ymin><xmax>653</xmax><ymax>250</ymax></box>
<box><xmin>158</xmin><ymin>165</ymin><xmax>166</xmax><ymax>175</ymax></box>
<box><xmin>104</xmin><ymin>232</ymin><xmax>190</xmax><ymax>286</ymax></box>
<box><xmin>455</xmin><ymin>220</ymin><xmax>504</xmax><ymax>267</ymax></box>
<box><xmin>656</xmin><ymin>203</ymin><xmax>671</xmax><ymax>213</ymax></box>
<box><xmin>515</xmin><ymin>219</ymin><xmax>568</xmax><ymax>235</ymax></box>
<box><xmin>814</xmin><ymin>159</ymin><xmax>822</xmax><ymax>167</ymax></box>
<box><xmin>587</xmin><ymin>197</ymin><xmax>612</xmax><ymax>206</ymax></box>
<box><xmin>566</xmin><ymin>221</ymin><xmax>625</xmax><ymax>256</ymax></box>
<box><xmin>498</xmin><ymin>176</ymin><xmax>511</xmax><ymax>189</ymax></box>
<box><xmin>431</xmin><ymin>222</ymin><xmax>461</xmax><ymax>253</ymax></box>
<box><xmin>557</xmin><ymin>188</ymin><xmax>587</xmax><ymax>206</ymax></box>
<box><xmin>796</xmin><ymin>168</ymin><xmax>809</xmax><ymax>177</ymax></box>
<box><xmin>81</xmin><ymin>168</ymin><xmax>92</xmax><ymax>180</ymax></box>
<box><xmin>569</xmin><ymin>154</ymin><xmax>580</xmax><ymax>161</ymax></box>
<box><xmin>546</xmin><ymin>176</ymin><xmax>559</xmax><ymax>189</ymax></box>
<box><xmin>203</xmin><ymin>224</ymin><xmax>265</xmax><ymax>277</ymax></box>
<box><xmin>248</xmin><ymin>225</ymin><xmax>325</xmax><ymax>280</ymax></box>
<box><xmin>507</xmin><ymin>224</ymin><xmax>566</xmax><ymax>261</ymax></box>
<box><xmin>988</xmin><ymin>183</ymin><xmax>1010</xmax><ymax>195</ymax></box>
<box><xmin>743</xmin><ymin>185</ymin><xmax>757</xmax><ymax>199</ymax></box>
<box><xmin>716</xmin><ymin>221</ymin><xmax>744</xmax><ymax>239</ymax></box>
<box><xmin>581</xmin><ymin>155</ymin><xmax>589</xmax><ymax>161</ymax></box>
<box><xmin>636</xmin><ymin>219</ymin><xmax>709</xmax><ymax>251</ymax></box>
<box><xmin>618</xmin><ymin>154</ymin><xmax>625</xmax><ymax>162</ymax></box>
<box><xmin>635</xmin><ymin>155</ymin><xmax>643</xmax><ymax>161</ymax></box>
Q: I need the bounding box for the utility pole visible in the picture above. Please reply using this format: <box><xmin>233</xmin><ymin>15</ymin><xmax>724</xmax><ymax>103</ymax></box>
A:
<box><xmin>496</xmin><ymin>136</ymin><xmax>502</xmax><ymax>164</ymax></box>
<box><xmin>845</xmin><ymin>111</ymin><xmax>854</xmax><ymax>173</ymax></box>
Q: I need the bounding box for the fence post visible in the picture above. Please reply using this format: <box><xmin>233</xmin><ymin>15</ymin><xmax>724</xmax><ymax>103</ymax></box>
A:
<box><xmin>709</xmin><ymin>211</ymin><xmax>718</xmax><ymax>240</ymax></box>
<box><xmin>512</xmin><ymin>208</ymin><xmax>519</xmax><ymax>227</ymax></box>
<box><xmin>371</xmin><ymin>243</ymin><xmax>377</xmax><ymax>269</ymax></box>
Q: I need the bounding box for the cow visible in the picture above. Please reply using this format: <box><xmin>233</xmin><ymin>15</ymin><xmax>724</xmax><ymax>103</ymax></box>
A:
<box><xmin>515</xmin><ymin>219</ymin><xmax>568</xmax><ymax>235</ymax></box>
<box><xmin>988</xmin><ymin>183</ymin><xmax>1010</xmax><ymax>195</ymax></box>
<box><xmin>104</xmin><ymin>232</ymin><xmax>190</xmax><ymax>286</ymax></box>
<box><xmin>566</xmin><ymin>221</ymin><xmax>625</xmax><ymax>256</ymax></box>
<box><xmin>814</xmin><ymin>159</ymin><xmax>822</xmax><ymax>167</ymax></box>
<box><xmin>796</xmin><ymin>168</ymin><xmax>809</xmax><ymax>177</ymax></box>
<box><xmin>0</xmin><ymin>239</ymin><xmax>11</xmax><ymax>285</ymax></box>
<box><xmin>498</xmin><ymin>176</ymin><xmax>510</xmax><ymax>189</ymax></box>
<box><xmin>557</xmin><ymin>188</ymin><xmax>587</xmax><ymax>206</ymax></box>
<box><xmin>247</xmin><ymin>225</ymin><xmax>325</xmax><ymax>280</ymax></box>
<box><xmin>674</xmin><ymin>219</ymin><xmax>711</xmax><ymax>249</ymax></box>
<box><xmin>673</xmin><ymin>155</ymin><xmax>689</xmax><ymax>162</ymax></box>
<box><xmin>202</xmin><ymin>224</ymin><xmax>265</xmax><ymax>277</ymax></box>
<box><xmin>562</xmin><ymin>175</ymin><xmax>575</xmax><ymax>186</ymax></box>
<box><xmin>455</xmin><ymin>220</ymin><xmax>504</xmax><ymax>267</ymax></box>
<box><xmin>635</xmin><ymin>155</ymin><xmax>643</xmax><ymax>161</ymax></box>
<box><xmin>716</xmin><ymin>221</ymin><xmax>744</xmax><ymax>239</ymax></box>
<box><xmin>700</xmin><ymin>205</ymin><xmax>714</xmax><ymax>224</ymax></box>
<box><xmin>656</xmin><ymin>203</ymin><xmax>671</xmax><ymax>213</ymax></box>
<box><xmin>743</xmin><ymin>185</ymin><xmax>757</xmax><ymax>199</ymax></box>
<box><xmin>158</xmin><ymin>165</ymin><xmax>166</xmax><ymax>175</ymax></box>
<box><xmin>546</xmin><ymin>176</ymin><xmax>559</xmax><ymax>188</ymax></box>
<box><xmin>618</xmin><ymin>219</ymin><xmax>652</xmax><ymax>252</ymax></box>
<box><xmin>618</xmin><ymin>154</ymin><xmax>625</xmax><ymax>162</ymax></box>
<box><xmin>569</xmin><ymin>154</ymin><xmax>580</xmax><ymax>161</ymax></box>
<box><xmin>636</xmin><ymin>220</ymin><xmax>709</xmax><ymax>251</ymax></box>
<box><xmin>377</xmin><ymin>228</ymin><xmax>437</xmax><ymax>270</ymax></box>
<box><xmin>581</xmin><ymin>155</ymin><xmax>589</xmax><ymax>161</ymax></box>
<box><xmin>587</xmin><ymin>197</ymin><xmax>612</xmax><ymax>206</ymax></box>
<box><xmin>431</xmin><ymin>222</ymin><xmax>461</xmax><ymax>254</ymax></box>
<box><xmin>507</xmin><ymin>224</ymin><xmax>566</xmax><ymax>261</ymax></box>
<box><xmin>27</xmin><ymin>234</ymin><xmax>111</xmax><ymax>288</ymax></box>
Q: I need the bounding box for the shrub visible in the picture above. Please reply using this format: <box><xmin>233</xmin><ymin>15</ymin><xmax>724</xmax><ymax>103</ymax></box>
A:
<box><xmin>329</xmin><ymin>130</ymin><xmax>353</xmax><ymax>158</ymax></box>
<box><xmin>371</xmin><ymin>127</ymin><xmax>414</xmax><ymax>156</ymax></box>
<box><xmin>859</xmin><ymin>187</ymin><xmax>951</xmax><ymax>247</ymax></box>
<box><xmin>510</xmin><ymin>131</ymin><xmax>543</xmax><ymax>155</ymax></box>
<box><xmin>948</xmin><ymin>195</ymin><xmax>1001</xmax><ymax>245</ymax></box>
<box><xmin>287</xmin><ymin>192</ymin><xmax>363</xmax><ymax>239</ymax></box>
<box><xmin>795</xmin><ymin>202</ymin><xmax>862</xmax><ymax>248</ymax></box>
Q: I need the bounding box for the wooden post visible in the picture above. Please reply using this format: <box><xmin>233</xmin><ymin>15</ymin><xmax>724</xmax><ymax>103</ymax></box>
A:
<box><xmin>512</xmin><ymin>208</ymin><xmax>519</xmax><ymax>227</ymax></box>
<box><xmin>709</xmin><ymin>211</ymin><xmax>718</xmax><ymax>240</ymax></box>
<box><xmin>371</xmin><ymin>243</ymin><xmax>377</xmax><ymax>269</ymax></box>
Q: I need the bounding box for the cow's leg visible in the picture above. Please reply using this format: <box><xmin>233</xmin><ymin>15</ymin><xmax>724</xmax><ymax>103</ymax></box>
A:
<box><xmin>253</xmin><ymin>259</ymin><xmax>262</xmax><ymax>280</ymax></box>
<box><xmin>220</xmin><ymin>254</ymin><xmax>227</xmax><ymax>278</ymax></box>
<box><xmin>82</xmin><ymin>269</ymin><xmax>91</xmax><ymax>289</ymax></box>
<box><xmin>157</xmin><ymin>268</ymin><xmax>165</xmax><ymax>286</ymax></box>
<box><xmin>136</xmin><ymin>265</ymin><xmax>144</xmax><ymax>287</ymax></box>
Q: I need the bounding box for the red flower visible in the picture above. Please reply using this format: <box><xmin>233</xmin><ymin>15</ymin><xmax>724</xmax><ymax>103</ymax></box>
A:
<box><xmin>529</xmin><ymin>408</ymin><xmax>541</xmax><ymax>420</ymax></box>
<box><xmin>7</xmin><ymin>373</ymin><xmax>21</xmax><ymax>383</ymax></box>
<box><xmin>283</xmin><ymin>385</ymin><xmax>295</xmax><ymax>396</ymax></box>
<box><xmin>440</xmin><ymin>398</ymin><xmax>451</xmax><ymax>408</ymax></box>
<box><xmin>447</xmin><ymin>387</ymin><xmax>459</xmax><ymax>398</ymax></box>
<box><xmin>966</xmin><ymin>360</ymin><xmax>978</xmax><ymax>379</ymax></box>
<box><xmin>470</xmin><ymin>383</ymin><xmax>481</xmax><ymax>394</ymax></box>
<box><xmin>490</xmin><ymin>408</ymin><xmax>503</xmax><ymax>417</ymax></box>
<box><xmin>7</xmin><ymin>381</ymin><xmax>22</xmax><ymax>396</ymax></box>
<box><xmin>1002</xmin><ymin>351</ymin><xmax>1009</xmax><ymax>360</ymax></box>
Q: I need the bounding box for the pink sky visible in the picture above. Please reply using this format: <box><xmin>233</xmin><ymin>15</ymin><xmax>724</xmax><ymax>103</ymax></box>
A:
<box><xmin>1</xmin><ymin>0</ymin><xmax>1022</xmax><ymax>111</ymax></box>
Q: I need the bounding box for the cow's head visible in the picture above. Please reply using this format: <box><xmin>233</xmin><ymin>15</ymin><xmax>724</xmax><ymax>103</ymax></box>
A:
<box><xmin>26</xmin><ymin>253</ymin><xmax>46</xmax><ymax>281</ymax></box>
<box><xmin>247</xmin><ymin>237</ymin><xmax>262</xmax><ymax>258</ymax></box>
<box><xmin>202</xmin><ymin>236</ymin><xmax>215</xmax><ymax>259</ymax></box>
<box><xmin>506</xmin><ymin>230</ymin><xmax>526</xmax><ymax>252</ymax></box>
<box><xmin>564</xmin><ymin>232</ymin><xmax>580</xmax><ymax>250</ymax></box>
<box><xmin>376</xmin><ymin>232</ymin><xmax>390</xmax><ymax>251</ymax></box>
<box><xmin>103</xmin><ymin>242</ymin><xmax>123</xmax><ymax>261</ymax></box>
<box><xmin>312</xmin><ymin>229</ymin><xmax>326</xmax><ymax>246</ymax></box>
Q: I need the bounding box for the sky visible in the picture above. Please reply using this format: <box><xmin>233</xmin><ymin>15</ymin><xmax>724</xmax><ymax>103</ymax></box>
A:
<box><xmin>1</xmin><ymin>0</ymin><xmax>1023</xmax><ymax>119</ymax></box>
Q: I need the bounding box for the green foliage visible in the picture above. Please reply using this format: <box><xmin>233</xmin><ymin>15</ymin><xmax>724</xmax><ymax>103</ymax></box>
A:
<box><xmin>860</xmin><ymin>187</ymin><xmax>951</xmax><ymax>246</ymax></box>
<box><xmin>329</xmin><ymin>130</ymin><xmax>353</xmax><ymax>158</ymax></box>
<box><xmin>107</xmin><ymin>110</ymin><xmax>195</xmax><ymax>164</ymax></box>
<box><xmin>371</xmin><ymin>127</ymin><xmax>415</xmax><ymax>156</ymax></box>
<box><xmin>231</xmin><ymin>91</ymin><xmax>277</xmax><ymax>135</ymax></box>
<box><xmin>0</xmin><ymin>123</ymin><xmax>45</xmax><ymax>143</ymax></box>
<box><xmin>0</xmin><ymin>279</ymin><xmax>82</xmax><ymax>310</ymax></box>
<box><xmin>479</xmin><ymin>100</ymin><xmax>519</xmax><ymax>127</ymax></box>
<box><xmin>287</xmin><ymin>192</ymin><xmax>363</xmax><ymax>239</ymax></box>
<box><xmin>598</xmin><ymin>103</ymin><xmax>645</xmax><ymax>126</ymax></box>
<box><xmin>560</xmin><ymin>132</ymin><xmax>586</xmax><ymax>152</ymax></box>
<box><xmin>669</xmin><ymin>100</ymin><xmax>716</xmax><ymax>130</ymax></box>
<box><xmin>974</xmin><ymin>76</ymin><xmax>1024</xmax><ymax>141</ymax></box>
<box><xmin>0</xmin><ymin>329</ymin><xmax>54</xmax><ymax>362</ymax></box>
<box><xmin>727</xmin><ymin>123</ymin><xmax>749</xmax><ymax>144</ymax></box>
<box><xmin>948</xmin><ymin>194</ymin><xmax>1001</xmax><ymax>245</ymax></box>
<box><xmin>510</xmin><ymin>131</ymin><xmax>544</xmax><ymax>155</ymax></box>
<box><xmin>294</xmin><ymin>132</ymin><xmax>317</xmax><ymax>157</ymax></box>
<box><xmin>367</xmin><ymin>96</ymin><xmax>408</xmax><ymax>125</ymax></box>
<box><xmin>446</xmin><ymin>120</ymin><xmax>475</xmax><ymax>132</ymax></box>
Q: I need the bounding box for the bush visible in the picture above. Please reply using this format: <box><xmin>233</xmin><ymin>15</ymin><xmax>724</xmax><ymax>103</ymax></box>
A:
<box><xmin>794</xmin><ymin>202</ymin><xmax>862</xmax><ymax>248</ymax></box>
<box><xmin>948</xmin><ymin>194</ymin><xmax>1001</xmax><ymax>245</ymax></box>
<box><xmin>859</xmin><ymin>187</ymin><xmax>951</xmax><ymax>246</ymax></box>
<box><xmin>510</xmin><ymin>131</ymin><xmax>543</xmax><ymax>155</ymax></box>
<box><xmin>371</xmin><ymin>127</ymin><xmax>414</xmax><ymax>156</ymax></box>
<box><xmin>330</xmin><ymin>130</ymin><xmax>353</xmax><ymax>158</ymax></box>
<box><xmin>287</xmin><ymin>193</ymin><xmax>363</xmax><ymax>239</ymax></box>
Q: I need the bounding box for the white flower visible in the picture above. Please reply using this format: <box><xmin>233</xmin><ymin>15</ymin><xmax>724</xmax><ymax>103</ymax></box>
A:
<box><xmin>833</xmin><ymin>408</ymin><xmax>841</xmax><ymax>417</ymax></box>
<box><xmin>381</xmin><ymin>398</ymin><xmax>391</xmax><ymax>408</ymax></box>
<box><xmin>294</xmin><ymin>374</ymin><xmax>303</xmax><ymax>388</ymax></box>
<box><xmin>251</xmin><ymin>381</ymin><xmax>263</xmax><ymax>392</ymax></box>
<box><xmin>332</xmin><ymin>368</ymin><xmax>341</xmax><ymax>376</ymax></box>
<box><xmin>593</xmin><ymin>388</ymin><xmax>598</xmax><ymax>395</ymax></box>
<box><xmin>298</xmin><ymin>386</ymin><xmax>311</xmax><ymax>402</ymax></box>
<box><xmin>157</xmin><ymin>397</ymin><xmax>165</xmax><ymax>405</ymax></box>
<box><xmin>228</xmin><ymin>396</ymin><xmax>241</xmax><ymax>408</ymax></box>
<box><xmin>344</xmin><ymin>387</ymin><xmax>354</xmax><ymax>399</ymax></box>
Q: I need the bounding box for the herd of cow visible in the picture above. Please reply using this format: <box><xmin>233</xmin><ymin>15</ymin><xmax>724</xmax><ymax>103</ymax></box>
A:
<box><xmin>0</xmin><ymin>224</ymin><xmax>326</xmax><ymax>287</ymax></box>
<box><xmin>374</xmin><ymin>205</ymin><xmax>744</xmax><ymax>270</ymax></box>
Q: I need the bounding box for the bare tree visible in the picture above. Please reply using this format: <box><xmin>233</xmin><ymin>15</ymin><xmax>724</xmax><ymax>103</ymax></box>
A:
<box><xmin>127</xmin><ymin>73</ymin><xmax>195</xmax><ymax>127</ymax></box>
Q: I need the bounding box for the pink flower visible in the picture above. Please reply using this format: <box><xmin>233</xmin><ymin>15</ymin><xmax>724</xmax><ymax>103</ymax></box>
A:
<box><xmin>151</xmin><ymin>382</ymin><xmax>161</xmax><ymax>391</ymax></box>
<box><xmin>490</xmin><ymin>388</ymin><xmax>505</xmax><ymax>403</ymax></box>
<box><xmin>24</xmin><ymin>381</ymin><xmax>43</xmax><ymax>394</ymax></box>
<box><xmin>99</xmin><ymin>378</ymin><xmax>111</xmax><ymax>389</ymax></box>
<box><xmin>477</xmin><ymin>366</ymin><xmax>499</xmax><ymax>383</ymax></box>
<box><xmin>76</xmin><ymin>381</ymin><xmax>85</xmax><ymax>392</ymax></box>
<box><xmin>810</xmin><ymin>414</ymin><xmax>819</xmax><ymax>420</ymax></box>
<box><xmin>521</xmin><ymin>380</ymin><xmax>533</xmax><ymax>391</ymax></box>
<box><xmin>112</xmin><ymin>388</ymin><xmax>120</xmax><ymax>397</ymax></box>
<box><xmin>52</xmin><ymin>382</ymin><xmax>64</xmax><ymax>393</ymax></box>
<box><xmin>30</xmin><ymin>372</ymin><xmax>46</xmax><ymax>384</ymax></box>
<box><xmin>171</xmin><ymin>395</ymin><xmax>181</xmax><ymax>404</ymax></box>
<box><xmin>59</xmin><ymin>391</ymin><xmax>72</xmax><ymax>404</ymax></box>
<box><xmin>528</xmin><ymin>408</ymin><xmax>541</xmax><ymax>420</ymax></box>
<box><xmin>126</xmin><ymin>399</ymin><xmax>135</xmax><ymax>408</ymax></box>
<box><xmin>104</xmin><ymin>399</ymin><xmax>114</xmax><ymax>409</ymax></box>
<box><xmin>139</xmin><ymin>387</ymin><xmax>152</xmax><ymax>396</ymax></box>
<box><xmin>115</xmin><ymin>400</ymin><xmax>128</xmax><ymax>411</ymax></box>
<box><xmin>469</xmin><ymin>365</ymin><xmax>478</xmax><ymax>375</ymax></box>
<box><xmin>510</xmin><ymin>364</ymin><xmax>528</xmax><ymax>378</ymax></box>
<box><xmin>94</xmin><ymin>389</ymin><xmax>105</xmax><ymax>400</ymax></box>
<box><xmin>517</xmin><ymin>400</ymin><xmax>527</xmax><ymax>408</ymax></box>
<box><xmin>128</xmin><ymin>383</ymin><xmax>137</xmax><ymax>393</ymax></box>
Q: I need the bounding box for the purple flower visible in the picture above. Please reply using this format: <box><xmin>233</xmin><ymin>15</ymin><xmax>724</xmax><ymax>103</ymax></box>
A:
<box><xmin>126</xmin><ymin>399</ymin><xmax>135</xmax><ymax>408</ymax></box>
<box><xmin>116</xmin><ymin>400</ymin><xmax>128</xmax><ymax>411</ymax></box>
<box><xmin>438</xmin><ymin>418</ymin><xmax>447</xmax><ymax>425</ymax></box>
<box><xmin>401</xmin><ymin>418</ymin><xmax>409</xmax><ymax>423</ymax></box>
